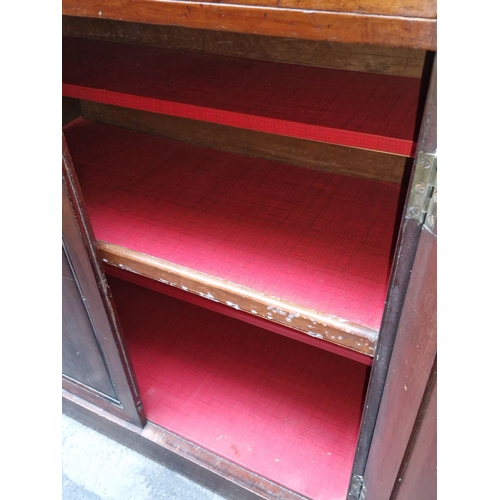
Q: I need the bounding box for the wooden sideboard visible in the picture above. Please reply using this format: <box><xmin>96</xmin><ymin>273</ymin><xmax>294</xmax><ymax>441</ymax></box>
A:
<box><xmin>62</xmin><ymin>3</ymin><xmax>436</xmax><ymax>498</ymax></box>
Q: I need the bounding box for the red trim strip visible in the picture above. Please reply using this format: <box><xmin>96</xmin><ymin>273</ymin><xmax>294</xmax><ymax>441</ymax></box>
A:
<box><xmin>63</xmin><ymin>83</ymin><xmax>416</xmax><ymax>156</ymax></box>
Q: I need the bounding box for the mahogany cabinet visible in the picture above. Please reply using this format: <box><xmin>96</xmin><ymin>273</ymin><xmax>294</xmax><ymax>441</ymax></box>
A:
<box><xmin>61</xmin><ymin>3</ymin><xmax>437</xmax><ymax>499</ymax></box>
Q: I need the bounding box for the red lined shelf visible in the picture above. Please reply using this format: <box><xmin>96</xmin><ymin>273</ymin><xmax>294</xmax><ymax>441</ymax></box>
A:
<box><xmin>62</xmin><ymin>36</ymin><xmax>421</xmax><ymax>156</ymax></box>
<box><xmin>105</xmin><ymin>265</ymin><xmax>374</xmax><ymax>366</ymax></box>
<box><xmin>64</xmin><ymin>118</ymin><xmax>402</xmax><ymax>356</ymax></box>
<box><xmin>108</xmin><ymin>274</ymin><xmax>369</xmax><ymax>500</ymax></box>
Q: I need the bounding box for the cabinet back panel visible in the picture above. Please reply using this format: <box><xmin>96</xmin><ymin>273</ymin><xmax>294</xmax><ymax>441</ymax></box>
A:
<box><xmin>107</xmin><ymin>274</ymin><xmax>368</xmax><ymax>500</ymax></box>
<box><xmin>63</xmin><ymin>96</ymin><xmax>81</xmax><ymax>126</ymax></box>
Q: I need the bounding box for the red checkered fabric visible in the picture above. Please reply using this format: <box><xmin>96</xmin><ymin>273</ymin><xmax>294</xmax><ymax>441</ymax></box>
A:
<box><xmin>109</xmin><ymin>275</ymin><xmax>368</xmax><ymax>500</ymax></box>
<box><xmin>63</xmin><ymin>37</ymin><xmax>420</xmax><ymax>156</ymax></box>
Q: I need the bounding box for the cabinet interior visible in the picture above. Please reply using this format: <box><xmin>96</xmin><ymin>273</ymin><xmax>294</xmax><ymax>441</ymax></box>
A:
<box><xmin>108</xmin><ymin>272</ymin><xmax>368</xmax><ymax>500</ymax></box>
<box><xmin>62</xmin><ymin>20</ymin><xmax>427</xmax><ymax>499</ymax></box>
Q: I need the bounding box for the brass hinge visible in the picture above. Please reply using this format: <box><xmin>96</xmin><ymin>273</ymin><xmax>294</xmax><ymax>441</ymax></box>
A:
<box><xmin>349</xmin><ymin>475</ymin><xmax>367</xmax><ymax>500</ymax></box>
<box><xmin>406</xmin><ymin>151</ymin><xmax>437</xmax><ymax>233</ymax></box>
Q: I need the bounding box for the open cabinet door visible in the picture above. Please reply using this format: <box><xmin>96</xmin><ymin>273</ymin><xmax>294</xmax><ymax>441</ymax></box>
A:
<box><xmin>63</xmin><ymin>133</ymin><xmax>145</xmax><ymax>427</ymax></box>
<box><xmin>355</xmin><ymin>62</ymin><xmax>437</xmax><ymax>500</ymax></box>
<box><xmin>361</xmin><ymin>222</ymin><xmax>436</xmax><ymax>500</ymax></box>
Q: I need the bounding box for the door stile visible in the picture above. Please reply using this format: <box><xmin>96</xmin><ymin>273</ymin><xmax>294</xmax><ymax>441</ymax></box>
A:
<box><xmin>62</xmin><ymin>132</ymin><xmax>145</xmax><ymax>427</ymax></box>
<box><xmin>348</xmin><ymin>55</ymin><xmax>437</xmax><ymax>500</ymax></box>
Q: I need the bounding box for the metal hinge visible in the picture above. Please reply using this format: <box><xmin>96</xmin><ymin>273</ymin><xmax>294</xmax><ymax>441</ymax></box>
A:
<box><xmin>406</xmin><ymin>151</ymin><xmax>437</xmax><ymax>233</ymax></box>
<box><xmin>349</xmin><ymin>475</ymin><xmax>367</xmax><ymax>500</ymax></box>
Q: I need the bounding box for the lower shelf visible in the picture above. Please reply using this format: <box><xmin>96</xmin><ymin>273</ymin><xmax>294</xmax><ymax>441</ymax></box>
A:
<box><xmin>107</xmin><ymin>274</ymin><xmax>369</xmax><ymax>500</ymax></box>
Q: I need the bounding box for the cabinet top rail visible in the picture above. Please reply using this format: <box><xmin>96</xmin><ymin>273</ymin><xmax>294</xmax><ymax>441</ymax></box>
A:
<box><xmin>62</xmin><ymin>0</ymin><xmax>436</xmax><ymax>50</ymax></box>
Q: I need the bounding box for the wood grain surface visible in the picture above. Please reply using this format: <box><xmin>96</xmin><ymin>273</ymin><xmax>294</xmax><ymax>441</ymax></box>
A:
<box><xmin>99</xmin><ymin>241</ymin><xmax>379</xmax><ymax>357</ymax></box>
<box><xmin>168</xmin><ymin>0</ymin><xmax>436</xmax><ymax>18</ymax></box>
<box><xmin>81</xmin><ymin>101</ymin><xmax>408</xmax><ymax>183</ymax></box>
<box><xmin>62</xmin><ymin>16</ymin><xmax>427</xmax><ymax>77</ymax></box>
<box><xmin>62</xmin><ymin>1</ymin><xmax>436</xmax><ymax>49</ymax></box>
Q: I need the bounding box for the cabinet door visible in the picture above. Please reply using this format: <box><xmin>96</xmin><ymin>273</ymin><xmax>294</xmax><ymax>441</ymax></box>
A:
<box><xmin>358</xmin><ymin>62</ymin><xmax>437</xmax><ymax>500</ymax></box>
<box><xmin>63</xmin><ymin>134</ymin><xmax>144</xmax><ymax>427</ymax></box>
<box><xmin>362</xmin><ymin>223</ymin><xmax>436</xmax><ymax>500</ymax></box>
<box><xmin>345</xmin><ymin>55</ymin><xmax>436</xmax><ymax>500</ymax></box>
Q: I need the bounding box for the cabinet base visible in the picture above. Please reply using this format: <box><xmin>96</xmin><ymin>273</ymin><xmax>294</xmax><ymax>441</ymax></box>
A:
<box><xmin>62</xmin><ymin>390</ymin><xmax>310</xmax><ymax>500</ymax></box>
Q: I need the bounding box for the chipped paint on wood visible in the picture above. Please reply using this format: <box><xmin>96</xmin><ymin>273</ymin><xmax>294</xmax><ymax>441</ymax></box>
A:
<box><xmin>98</xmin><ymin>241</ymin><xmax>378</xmax><ymax>356</ymax></box>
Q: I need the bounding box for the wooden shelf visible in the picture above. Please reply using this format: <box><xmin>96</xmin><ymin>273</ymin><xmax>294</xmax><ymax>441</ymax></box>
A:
<box><xmin>64</xmin><ymin>117</ymin><xmax>402</xmax><ymax>358</ymax></box>
<box><xmin>108</xmin><ymin>273</ymin><xmax>369</xmax><ymax>500</ymax></box>
<box><xmin>63</xmin><ymin>36</ymin><xmax>421</xmax><ymax>156</ymax></box>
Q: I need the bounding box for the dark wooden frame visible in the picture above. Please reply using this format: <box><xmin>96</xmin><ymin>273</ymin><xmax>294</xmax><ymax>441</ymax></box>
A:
<box><xmin>361</xmin><ymin>225</ymin><xmax>437</xmax><ymax>499</ymax></box>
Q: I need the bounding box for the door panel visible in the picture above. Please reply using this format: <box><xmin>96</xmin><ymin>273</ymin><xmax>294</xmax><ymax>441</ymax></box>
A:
<box><xmin>348</xmin><ymin>56</ymin><xmax>436</xmax><ymax>500</ymax></box>
<box><xmin>393</xmin><ymin>371</ymin><xmax>437</xmax><ymax>500</ymax></box>
<box><xmin>363</xmin><ymin>225</ymin><xmax>436</xmax><ymax>500</ymax></box>
<box><xmin>63</xmin><ymin>245</ymin><xmax>118</xmax><ymax>399</ymax></box>
<box><xmin>62</xmin><ymin>133</ymin><xmax>145</xmax><ymax>427</ymax></box>
<box><xmin>360</xmin><ymin>56</ymin><xmax>437</xmax><ymax>499</ymax></box>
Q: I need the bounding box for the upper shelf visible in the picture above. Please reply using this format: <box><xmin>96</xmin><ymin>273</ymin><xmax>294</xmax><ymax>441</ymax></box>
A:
<box><xmin>61</xmin><ymin>0</ymin><xmax>436</xmax><ymax>50</ymax></box>
<box><xmin>63</xmin><ymin>36</ymin><xmax>421</xmax><ymax>156</ymax></box>
<box><xmin>63</xmin><ymin>117</ymin><xmax>402</xmax><ymax>359</ymax></box>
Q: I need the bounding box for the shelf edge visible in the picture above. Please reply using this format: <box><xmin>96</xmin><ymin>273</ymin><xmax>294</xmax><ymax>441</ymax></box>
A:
<box><xmin>99</xmin><ymin>241</ymin><xmax>378</xmax><ymax>358</ymax></box>
<box><xmin>63</xmin><ymin>83</ymin><xmax>416</xmax><ymax>156</ymax></box>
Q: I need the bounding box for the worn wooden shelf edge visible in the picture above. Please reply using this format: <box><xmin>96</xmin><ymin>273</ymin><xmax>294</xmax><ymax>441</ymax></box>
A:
<box><xmin>100</xmin><ymin>241</ymin><xmax>378</xmax><ymax>360</ymax></box>
<box><xmin>61</xmin><ymin>2</ymin><xmax>437</xmax><ymax>50</ymax></box>
<box><xmin>162</xmin><ymin>0</ymin><xmax>436</xmax><ymax>19</ymax></box>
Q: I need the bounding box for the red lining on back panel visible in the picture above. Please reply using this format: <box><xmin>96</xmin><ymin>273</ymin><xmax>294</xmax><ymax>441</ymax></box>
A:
<box><xmin>108</xmin><ymin>275</ymin><xmax>368</xmax><ymax>500</ymax></box>
<box><xmin>62</xmin><ymin>36</ymin><xmax>420</xmax><ymax>156</ymax></box>
<box><xmin>105</xmin><ymin>264</ymin><xmax>374</xmax><ymax>366</ymax></box>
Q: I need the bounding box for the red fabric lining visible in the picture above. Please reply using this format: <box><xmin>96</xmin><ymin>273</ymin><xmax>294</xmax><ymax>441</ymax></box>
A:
<box><xmin>64</xmin><ymin>118</ymin><xmax>400</xmax><ymax>331</ymax></box>
<box><xmin>108</xmin><ymin>275</ymin><xmax>368</xmax><ymax>500</ymax></box>
<box><xmin>62</xmin><ymin>36</ymin><xmax>420</xmax><ymax>156</ymax></box>
<box><xmin>105</xmin><ymin>264</ymin><xmax>374</xmax><ymax>365</ymax></box>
